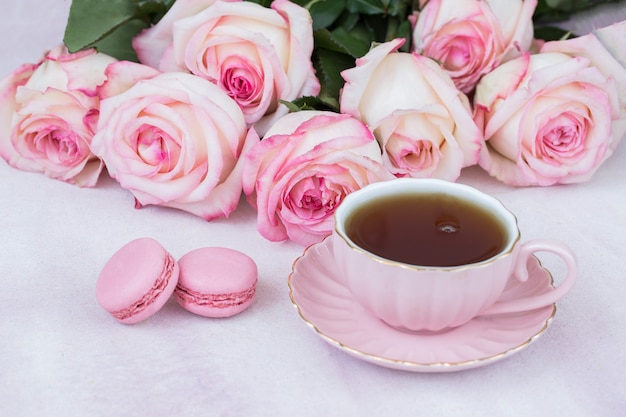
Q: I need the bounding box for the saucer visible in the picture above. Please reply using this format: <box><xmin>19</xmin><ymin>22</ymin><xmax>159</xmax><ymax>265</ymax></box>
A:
<box><xmin>288</xmin><ymin>237</ymin><xmax>557</xmax><ymax>373</ymax></box>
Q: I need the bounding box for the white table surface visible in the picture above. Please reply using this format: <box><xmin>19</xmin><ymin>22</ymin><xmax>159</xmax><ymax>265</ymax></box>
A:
<box><xmin>1</xmin><ymin>1</ymin><xmax>625</xmax><ymax>416</ymax></box>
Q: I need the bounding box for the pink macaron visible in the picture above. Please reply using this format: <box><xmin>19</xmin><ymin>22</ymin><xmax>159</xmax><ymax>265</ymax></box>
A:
<box><xmin>174</xmin><ymin>247</ymin><xmax>258</xmax><ymax>318</ymax></box>
<box><xmin>96</xmin><ymin>238</ymin><xmax>180</xmax><ymax>324</ymax></box>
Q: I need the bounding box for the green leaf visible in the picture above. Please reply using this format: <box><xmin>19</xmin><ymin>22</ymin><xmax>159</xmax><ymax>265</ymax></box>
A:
<box><xmin>136</xmin><ymin>0</ymin><xmax>176</xmax><ymax>19</ymax></box>
<box><xmin>332</xmin><ymin>26</ymin><xmax>374</xmax><ymax>57</ymax></box>
<box><xmin>279</xmin><ymin>99</ymin><xmax>306</xmax><ymax>112</ymax></box>
<box><xmin>63</xmin><ymin>0</ymin><xmax>174</xmax><ymax>59</ymax></box>
<box><xmin>64</xmin><ymin>0</ymin><xmax>137</xmax><ymax>52</ymax></box>
<box><xmin>534</xmin><ymin>0</ymin><xmax>621</xmax><ymax>23</ymax></box>
<box><xmin>392</xmin><ymin>18</ymin><xmax>413</xmax><ymax>51</ymax></box>
<box><xmin>534</xmin><ymin>26</ymin><xmax>572</xmax><ymax>42</ymax></box>
<box><xmin>542</xmin><ymin>0</ymin><xmax>610</xmax><ymax>11</ymax></box>
<box><xmin>346</xmin><ymin>0</ymin><xmax>386</xmax><ymax>15</ymax></box>
<box><xmin>89</xmin><ymin>19</ymin><xmax>150</xmax><ymax>62</ymax></box>
<box><xmin>312</xmin><ymin>47</ymin><xmax>357</xmax><ymax>106</ymax></box>
<box><xmin>385</xmin><ymin>0</ymin><xmax>411</xmax><ymax>16</ymax></box>
<box><xmin>308</xmin><ymin>0</ymin><xmax>348</xmax><ymax>30</ymax></box>
<box><xmin>544</xmin><ymin>0</ymin><xmax>571</xmax><ymax>9</ymax></box>
<box><xmin>313</xmin><ymin>29</ymin><xmax>346</xmax><ymax>55</ymax></box>
<box><xmin>281</xmin><ymin>96</ymin><xmax>339</xmax><ymax>112</ymax></box>
<box><xmin>336</xmin><ymin>11</ymin><xmax>362</xmax><ymax>30</ymax></box>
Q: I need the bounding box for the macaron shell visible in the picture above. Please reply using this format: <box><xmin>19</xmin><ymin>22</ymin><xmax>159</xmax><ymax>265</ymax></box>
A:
<box><xmin>175</xmin><ymin>247</ymin><xmax>258</xmax><ymax>318</ymax></box>
<box><xmin>96</xmin><ymin>238</ymin><xmax>179</xmax><ymax>324</ymax></box>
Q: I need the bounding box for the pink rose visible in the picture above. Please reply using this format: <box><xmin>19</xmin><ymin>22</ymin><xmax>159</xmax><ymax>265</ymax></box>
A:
<box><xmin>0</xmin><ymin>45</ymin><xmax>116</xmax><ymax>186</ymax></box>
<box><xmin>133</xmin><ymin>0</ymin><xmax>320</xmax><ymax>135</ymax></box>
<box><xmin>340</xmin><ymin>39</ymin><xmax>482</xmax><ymax>181</ymax></box>
<box><xmin>474</xmin><ymin>22</ymin><xmax>626</xmax><ymax>186</ymax></box>
<box><xmin>412</xmin><ymin>0</ymin><xmax>537</xmax><ymax>93</ymax></box>
<box><xmin>91</xmin><ymin>61</ymin><xmax>257</xmax><ymax>220</ymax></box>
<box><xmin>540</xmin><ymin>20</ymin><xmax>626</xmax><ymax>108</ymax></box>
<box><xmin>242</xmin><ymin>110</ymin><xmax>393</xmax><ymax>246</ymax></box>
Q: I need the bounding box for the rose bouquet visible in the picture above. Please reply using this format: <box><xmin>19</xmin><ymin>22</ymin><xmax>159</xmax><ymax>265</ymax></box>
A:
<box><xmin>1</xmin><ymin>0</ymin><xmax>625</xmax><ymax>245</ymax></box>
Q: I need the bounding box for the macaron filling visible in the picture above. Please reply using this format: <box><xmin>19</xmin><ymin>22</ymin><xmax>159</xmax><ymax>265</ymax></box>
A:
<box><xmin>110</xmin><ymin>254</ymin><xmax>177</xmax><ymax>321</ymax></box>
<box><xmin>175</xmin><ymin>282</ymin><xmax>256</xmax><ymax>309</ymax></box>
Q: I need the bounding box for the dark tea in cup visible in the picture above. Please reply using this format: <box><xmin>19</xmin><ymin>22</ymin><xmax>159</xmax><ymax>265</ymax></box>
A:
<box><xmin>345</xmin><ymin>193</ymin><xmax>508</xmax><ymax>267</ymax></box>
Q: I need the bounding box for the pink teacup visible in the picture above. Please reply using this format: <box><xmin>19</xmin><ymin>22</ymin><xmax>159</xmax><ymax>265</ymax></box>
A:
<box><xmin>332</xmin><ymin>178</ymin><xmax>576</xmax><ymax>332</ymax></box>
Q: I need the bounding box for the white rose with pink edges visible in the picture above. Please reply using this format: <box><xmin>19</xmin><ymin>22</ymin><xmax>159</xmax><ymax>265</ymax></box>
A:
<box><xmin>242</xmin><ymin>110</ymin><xmax>394</xmax><ymax>246</ymax></box>
<box><xmin>133</xmin><ymin>0</ymin><xmax>320</xmax><ymax>136</ymax></box>
<box><xmin>91</xmin><ymin>61</ymin><xmax>257</xmax><ymax>220</ymax></box>
<box><xmin>474</xmin><ymin>21</ymin><xmax>626</xmax><ymax>186</ymax></box>
<box><xmin>0</xmin><ymin>45</ymin><xmax>116</xmax><ymax>186</ymax></box>
<box><xmin>340</xmin><ymin>39</ymin><xmax>483</xmax><ymax>182</ymax></box>
<box><xmin>412</xmin><ymin>0</ymin><xmax>537</xmax><ymax>93</ymax></box>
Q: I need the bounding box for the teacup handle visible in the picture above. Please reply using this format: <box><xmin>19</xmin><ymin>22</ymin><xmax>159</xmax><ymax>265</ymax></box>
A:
<box><xmin>480</xmin><ymin>239</ymin><xmax>577</xmax><ymax>316</ymax></box>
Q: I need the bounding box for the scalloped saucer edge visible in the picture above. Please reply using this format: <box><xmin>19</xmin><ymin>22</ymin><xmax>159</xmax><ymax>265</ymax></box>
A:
<box><xmin>288</xmin><ymin>236</ymin><xmax>558</xmax><ymax>373</ymax></box>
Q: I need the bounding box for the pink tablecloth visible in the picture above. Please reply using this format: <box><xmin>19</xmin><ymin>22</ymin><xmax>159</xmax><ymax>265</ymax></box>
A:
<box><xmin>1</xmin><ymin>1</ymin><xmax>625</xmax><ymax>416</ymax></box>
